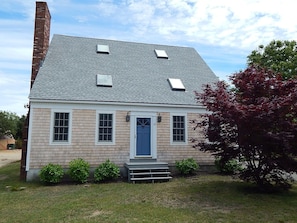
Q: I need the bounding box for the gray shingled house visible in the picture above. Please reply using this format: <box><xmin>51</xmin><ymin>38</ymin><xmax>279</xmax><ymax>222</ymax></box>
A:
<box><xmin>24</xmin><ymin>2</ymin><xmax>218</xmax><ymax>181</ymax></box>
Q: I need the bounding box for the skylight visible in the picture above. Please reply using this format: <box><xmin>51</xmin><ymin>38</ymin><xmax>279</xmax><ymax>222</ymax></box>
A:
<box><xmin>168</xmin><ymin>78</ymin><xmax>185</xmax><ymax>91</ymax></box>
<box><xmin>155</xmin><ymin>49</ymin><xmax>168</xmax><ymax>59</ymax></box>
<box><xmin>97</xmin><ymin>74</ymin><xmax>112</xmax><ymax>87</ymax></box>
<box><xmin>96</xmin><ymin>44</ymin><xmax>110</xmax><ymax>54</ymax></box>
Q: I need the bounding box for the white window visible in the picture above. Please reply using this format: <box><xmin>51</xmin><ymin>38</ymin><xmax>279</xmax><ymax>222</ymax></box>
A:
<box><xmin>171</xmin><ymin>113</ymin><xmax>187</xmax><ymax>145</ymax></box>
<box><xmin>154</xmin><ymin>49</ymin><xmax>168</xmax><ymax>59</ymax></box>
<box><xmin>96</xmin><ymin>44</ymin><xmax>110</xmax><ymax>54</ymax></box>
<box><xmin>168</xmin><ymin>78</ymin><xmax>185</xmax><ymax>91</ymax></box>
<box><xmin>50</xmin><ymin>110</ymin><xmax>72</xmax><ymax>145</ymax></box>
<box><xmin>96</xmin><ymin>111</ymin><xmax>115</xmax><ymax>145</ymax></box>
<box><xmin>96</xmin><ymin>74</ymin><xmax>112</xmax><ymax>87</ymax></box>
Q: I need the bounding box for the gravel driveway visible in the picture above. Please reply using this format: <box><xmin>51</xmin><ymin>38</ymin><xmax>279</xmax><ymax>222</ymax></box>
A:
<box><xmin>0</xmin><ymin>149</ymin><xmax>22</xmax><ymax>167</ymax></box>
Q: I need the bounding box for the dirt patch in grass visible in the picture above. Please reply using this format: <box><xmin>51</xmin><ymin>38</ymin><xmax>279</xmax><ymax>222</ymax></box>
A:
<box><xmin>85</xmin><ymin>210</ymin><xmax>112</xmax><ymax>219</ymax></box>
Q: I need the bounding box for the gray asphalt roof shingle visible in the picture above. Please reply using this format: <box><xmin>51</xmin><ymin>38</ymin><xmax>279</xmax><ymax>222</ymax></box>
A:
<box><xmin>29</xmin><ymin>34</ymin><xmax>218</xmax><ymax>106</ymax></box>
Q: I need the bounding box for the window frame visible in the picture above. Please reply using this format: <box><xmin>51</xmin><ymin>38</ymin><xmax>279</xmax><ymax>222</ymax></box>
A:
<box><xmin>50</xmin><ymin>110</ymin><xmax>72</xmax><ymax>145</ymax></box>
<box><xmin>170</xmin><ymin>113</ymin><xmax>188</xmax><ymax>145</ymax></box>
<box><xmin>96</xmin><ymin>111</ymin><xmax>116</xmax><ymax>145</ymax></box>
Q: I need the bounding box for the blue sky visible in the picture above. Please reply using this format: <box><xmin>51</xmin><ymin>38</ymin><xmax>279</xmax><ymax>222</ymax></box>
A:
<box><xmin>1</xmin><ymin>0</ymin><xmax>297</xmax><ymax>116</ymax></box>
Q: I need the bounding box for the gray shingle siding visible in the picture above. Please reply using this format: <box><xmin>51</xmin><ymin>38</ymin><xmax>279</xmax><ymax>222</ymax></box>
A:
<box><xmin>29</xmin><ymin>34</ymin><xmax>218</xmax><ymax>105</ymax></box>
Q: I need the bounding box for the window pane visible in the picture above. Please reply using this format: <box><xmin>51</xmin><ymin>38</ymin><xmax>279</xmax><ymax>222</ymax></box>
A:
<box><xmin>98</xmin><ymin>113</ymin><xmax>113</xmax><ymax>142</ymax></box>
<box><xmin>53</xmin><ymin>112</ymin><xmax>69</xmax><ymax>142</ymax></box>
<box><xmin>173</xmin><ymin>115</ymin><xmax>185</xmax><ymax>142</ymax></box>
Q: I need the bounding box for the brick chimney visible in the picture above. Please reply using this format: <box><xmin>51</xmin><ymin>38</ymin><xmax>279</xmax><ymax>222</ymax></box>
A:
<box><xmin>31</xmin><ymin>1</ymin><xmax>51</xmax><ymax>88</ymax></box>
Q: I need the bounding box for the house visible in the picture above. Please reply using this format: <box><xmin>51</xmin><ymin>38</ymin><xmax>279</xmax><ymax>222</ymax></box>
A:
<box><xmin>23</xmin><ymin>2</ymin><xmax>218</xmax><ymax>181</ymax></box>
<box><xmin>0</xmin><ymin>135</ymin><xmax>15</xmax><ymax>150</ymax></box>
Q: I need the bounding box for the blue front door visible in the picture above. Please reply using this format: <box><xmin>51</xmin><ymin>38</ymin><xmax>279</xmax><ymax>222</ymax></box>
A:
<box><xmin>136</xmin><ymin>118</ymin><xmax>151</xmax><ymax>156</ymax></box>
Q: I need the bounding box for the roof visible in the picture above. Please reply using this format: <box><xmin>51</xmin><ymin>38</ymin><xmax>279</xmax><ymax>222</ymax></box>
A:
<box><xmin>29</xmin><ymin>34</ymin><xmax>218</xmax><ymax>106</ymax></box>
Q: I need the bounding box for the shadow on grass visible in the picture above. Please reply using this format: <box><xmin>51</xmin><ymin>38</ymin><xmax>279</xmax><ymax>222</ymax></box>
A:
<box><xmin>174</xmin><ymin>174</ymin><xmax>297</xmax><ymax>202</ymax></box>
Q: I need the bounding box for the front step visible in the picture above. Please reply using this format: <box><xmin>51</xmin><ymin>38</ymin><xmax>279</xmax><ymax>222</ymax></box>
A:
<box><xmin>125</xmin><ymin>162</ymin><xmax>172</xmax><ymax>183</ymax></box>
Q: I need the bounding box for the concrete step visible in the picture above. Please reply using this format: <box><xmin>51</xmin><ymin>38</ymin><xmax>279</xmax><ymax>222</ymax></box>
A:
<box><xmin>125</xmin><ymin>162</ymin><xmax>169</xmax><ymax>169</ymax></box>
<box><xmin>130</xmin><ymin>171</ymin><xmax>170</xmax><ymax>176</ymax></box>
<box><xmin>131</xmin><ymin>176</ymin><xmax>172</xmax><ymax>183</ymax></box>
<box><xmin>125</xmin><ymin>161</ymin><xmax>172</xmax><ymax>183</ymax></box>
<box><xmin>128</xmin><ymin>167</ymin><xmax>169</xmax><ymax>171</ymax></box>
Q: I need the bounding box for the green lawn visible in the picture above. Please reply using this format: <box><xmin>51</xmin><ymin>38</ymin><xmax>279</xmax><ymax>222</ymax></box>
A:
<box><xmin>1</xmin><ymin>162</ymin><xmax>297</xmax><ymax>223</ymax></box>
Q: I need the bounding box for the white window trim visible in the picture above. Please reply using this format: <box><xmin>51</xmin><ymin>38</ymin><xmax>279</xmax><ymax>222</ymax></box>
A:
<box><xmin>50</xmin><ymin>109</ymin><xmax>72</xmax><ymax>145</ymax></box>
<box><xmin>170</xmin><ymin>113</ymin><xmax>188</xmax><ymax>145</ymax></box>
<box><xmin>95</xmin><ymin>111</ymin><xmax>116</xmax><ymax>145</ymax></box>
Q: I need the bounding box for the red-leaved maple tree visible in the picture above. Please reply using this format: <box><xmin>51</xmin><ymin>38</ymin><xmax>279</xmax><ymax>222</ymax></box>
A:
<box><xmin>193</xmin><ymin>65</ymin><xmax>297</xmax><ymax>190</ymax></box>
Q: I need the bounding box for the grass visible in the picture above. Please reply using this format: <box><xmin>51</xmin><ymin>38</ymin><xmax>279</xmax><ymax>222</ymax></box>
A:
<box><xmin>1</xmin><ymin>162</ymin><xmax>297</xmax><ymax>223</ymax></box>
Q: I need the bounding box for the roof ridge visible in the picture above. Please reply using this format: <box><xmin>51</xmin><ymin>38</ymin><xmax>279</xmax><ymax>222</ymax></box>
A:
<box><xmin>52</xmin><ymin>34</ymin><xmax>193</xmax><ymax>49</ymax></box>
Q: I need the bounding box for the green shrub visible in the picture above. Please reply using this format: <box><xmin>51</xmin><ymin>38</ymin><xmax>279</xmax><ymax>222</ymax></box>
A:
<box><xmin>94</xmin><ymin>159</ymin><xmax>120</xmax><ymax>182</ymax></box>
<box><xmin>68</xmin><ymin>158</ymin><xmax>90</xmax><ymax>183</ymax></box>
<box><xmin>39</xmin><ymin>163</ymin><xmax>64</xmax><ymax>184</ymax></box>
<box><xmin>175</xmin><ymin>158</ymin><xmax>199</xmax><ymax>175</ymax></box>
<box><xmin>215</xmin><ymin>157</ymin><xmax>242</xmax><ymax>174</ymax></box>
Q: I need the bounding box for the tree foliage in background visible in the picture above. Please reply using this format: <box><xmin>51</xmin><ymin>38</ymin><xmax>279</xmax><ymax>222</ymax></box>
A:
<box><xmin>16</xmin><ymin>115</ymin><xmax>26</xmax><ymax>140</ymax></box>
<box><xmin>0</xmin><ymin>111</ymin><xmax>23</xmax><ymax>138</ymax></box>
<box><xmin>247</xmin><ymin>40</ymin><xmax>297</xmax><ymax>80</ymax></box>
<box><xmin>193</xmin><ymin>65</ymin><xmax>297</xmax><ymax>191</ymax></box>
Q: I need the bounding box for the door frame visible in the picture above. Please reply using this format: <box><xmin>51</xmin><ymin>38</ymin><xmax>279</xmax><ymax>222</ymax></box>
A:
<box><xmin>129</xmin><ymin>111</ymin><xmax>157</xmax><ymax>159</ymax></box>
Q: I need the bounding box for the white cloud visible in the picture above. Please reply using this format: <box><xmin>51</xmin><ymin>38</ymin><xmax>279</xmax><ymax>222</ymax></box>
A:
<box><xmin>93</xmin><ymin>0</ymin><xmax>297</xmax><ymax>50</ymax></box>
<box><xmin>1</xmin><ymin>0</ymin><xmax>297</xmax><ymax>115</ymax></box>
<box><xmin>0</xmin><ymin>1</ymin><xmax>35</xmax><ymax>115</ymax></box>
<box><xmin>97</xmin><ymin>0</ymin><xmax>123</xmax><ymax>17</ymax></box>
